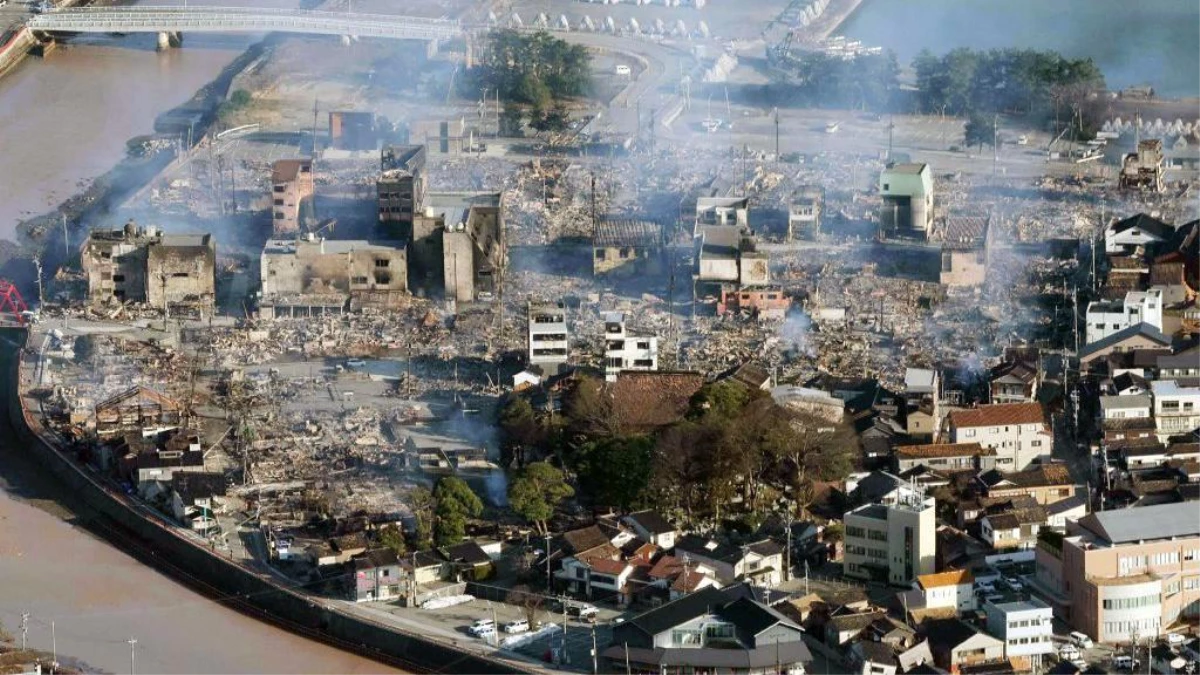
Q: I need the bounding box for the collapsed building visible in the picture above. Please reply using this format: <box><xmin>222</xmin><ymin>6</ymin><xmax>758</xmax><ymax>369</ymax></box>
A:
<box><xmin>592</xmin><ymin>219</ymin><xmax>664</xmax><ymax>276</ymax></box>
<box><xmin>939</xmin><ymin>215</ymin><xmax>991</xmax><ymax>288</ymax></box>
<box><xmin>328</xmin><ymin>111</ymin><xmax>377</xmax><ymax>152</ymax></box>
<box><xmin>408</xmin><ymin>192</ymin><xmax>504</xmax><ymax>303</ymax></box>
<box><xmin>1119</xmin><ymin>139</ymin><xmax>1165</xmax><ymax>193</ymax></box>
<box><xmin>82</xmin><ymin>221</ymin><xmax>216</xmax><ymax>314</ymax></box>
<box><xmin>258</xmin><ymin>235</ymin><xmax>407</xmax><ymax>318</ymax></box>
<box><xmin>880</xmin><ymin>163</ymin><xmax>934</xmax><ymax>238</ymax></box>
<box><xmin>377</xmin><ymin>145</ymin><xmax>427</xmax><ymax>239</ymax></box>
<box><xmin>271</xmin><ymin>159</ymin><xmax>314</xmax><ymax>235</ymax></box>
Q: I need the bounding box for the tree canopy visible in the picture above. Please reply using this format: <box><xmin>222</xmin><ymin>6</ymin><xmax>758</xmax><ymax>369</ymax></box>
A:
<box><xmin>433</xmin><ymin>476</ymin><xmax>482</xmax><ymax>547</ymax></box>
<box><xmin>508</xmin><ymin>462</ymin><xmax>574</xmax><ymax>533</ymax></box>
<box><xmin>469</xmin><ymin>31</ymin><xmax>591</xmax><ymax>108</ymax></box>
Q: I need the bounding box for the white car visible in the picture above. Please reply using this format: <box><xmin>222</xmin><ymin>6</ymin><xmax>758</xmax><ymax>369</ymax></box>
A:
<box><xmin>468</xmin><ymin>619</ymin><xmax>495</xmax><ymax>637</ymax></box>
<box><xmin>1113</xmin><ymin>655</ymin><xmax>1139</xmax><ymax>670</ymax></box>
<box><xmin>1059</xmin><ymin>644</ymin><xmax>1081</xmax><ymax>661</ymax></box>
<box><xmin>346</xmin><ymin>358</ymin><xmax>367</xmax><ymax>369</ymax></box>
<box><xmin>1167</xmin><ymin>632</ymin><xmax>1186</xmax><ymax>645</ymax></box>
<box><xmin>504</xmin><ymin>619</ymin><xmax>530</xmax><ymax>634</ymax></box>
<box><xmin>1070</xmin><ymin>631</ymin><xmax>1094</xmax><ymax>649</ymax></box>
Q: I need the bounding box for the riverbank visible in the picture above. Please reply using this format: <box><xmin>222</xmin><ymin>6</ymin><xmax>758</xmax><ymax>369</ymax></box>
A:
<box><xmin>798</xmin><ymin>0</ymin><xmax>866</xmax><ymax>43</ymax></box>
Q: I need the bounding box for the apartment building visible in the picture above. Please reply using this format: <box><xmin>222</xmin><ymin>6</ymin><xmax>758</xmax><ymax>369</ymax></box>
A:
<box><xmin>603</xmin><ymin>312</ymin><xmax>658</xmax><ymax>382</ymax></box>
<box><xmin>948</xmin><ymin>402</ymin><xmax>1052</xmax><ymax>471</ymax></box>
<box><xmin>270</xmin><ymin>159</ymin><xmax>314</xmax><ymax>235</ymax></box>
<box><xmin>1037</xmin><ymin>502</ymin><xmax>1200</xmax><ymax>643</ymax></box>
<box><xmin>984</xmin><ymin>598</ymin><xmax>1053</xmax><ymax>664</ymax></box>
<box><xmin>844</xmin><ymin>483</ymin><xmax>936</xmax><ymax>586</ymax></box>
<box><xmin>1152</xmin><ymin>380</ymin><xmax>1200</xmax><ymax>441</ymax></box>
<box><xmin>528</xmin><ymin>301</ymin><xmax>569</xmax><ymax>375</ymax></box>
<box><xmin>1085</xmin><ymin>288</ymin><xmax>1164</xmax><ymax>344</ymax></box>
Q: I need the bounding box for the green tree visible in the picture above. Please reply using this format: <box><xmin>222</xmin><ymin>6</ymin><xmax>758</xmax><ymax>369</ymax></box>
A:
<box><xmin>469</xmin><ymin>30</ymin><xmax>591</xmax><ymax>105</ymax></box>
<box><xmin>229</xmin><ymin>89</ymin><xmax>252</xmax><ymax>107</ymax></box>
<box><xmin>499</xmin><ymin>104</ymin><xmax>525</xmax><ymax>137</ymax></box>
<box><xmin>378</xmin><ymin>523</ymin><xmax>407</xmax><ymax>555</ymax></box>
<box><xmin>433</xmin><ymin>476</ymin><xmax>482</xmax><ymax>546</ymax></box>
<box><xmin>576</xmin><ymin>436</ymin><xmax>654</xmax><ymax>510</ymax></box>
<box><xmin>508</xmin><ymin>462</ymin><xmax>573</xmax><ymax>533</ymax></box>
<box><xmin>963</xmin><ymin>112</ymin><xmax>995</xmax><ymax>152</ymax></box>
<box><xmin>499</xmin><ymin>396</ymin><xmax>540</xmax><ymax>452</ymax></box>
<box><xmin>408</xmin><ymin>486</ymin><xmax>436</xmax><ymax>550</ymax></box>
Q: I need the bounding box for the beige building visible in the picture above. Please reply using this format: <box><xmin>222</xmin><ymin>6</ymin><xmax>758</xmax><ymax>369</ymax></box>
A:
<box><xmin>939</xmin><ymin>215</ymin><xmax>990</xmax><ymax>287</ymax></box>
<box><xmin>259</xmin><ymin>236</ymin><xmax>407</xmax><ymax>318</ymax></box>
<box><xmin>409</xmin><ymin>192</ymin><xmax>504</xmax><ymax>303</ymax></box>
<box><xmin>844</xmin><ymin>484</ymin><xmax>936</xmax><ymax>586</ymax></box>
<box><xmin>1035</xmin><ymin>502</ymin><xmax>1200</xmax><ymax>644</ymax></box>
<box><xmin>81</xmin><ymin>221</ymin><xmax>215</xmax><ymax>314</ymax></box>
<box><xmin>948</xmin><ymin>402</ymin><xmax>1052</xmax><ymax>471</ymax></box>
<box><xmin>271</xmin><ymin>159</ymin><xmax>314</xmax><ymax>235</ymax></box>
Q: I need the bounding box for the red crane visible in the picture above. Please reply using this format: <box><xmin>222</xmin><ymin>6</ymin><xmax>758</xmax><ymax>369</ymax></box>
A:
<box><xmin>0</xmin><ymin>280</ymin><xmax>29</xmax><ymax>325</ymax></box>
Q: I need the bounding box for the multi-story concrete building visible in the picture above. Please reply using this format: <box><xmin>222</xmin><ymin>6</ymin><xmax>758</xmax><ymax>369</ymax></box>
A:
<box><xmin>258</xmin><ymin>236</ymin><xmax>407</xmax><ymax>318</ymax></box>
<box><xmin>1035</xmin><ymin>502</ymin><xmax>1200</xmax><ymax>643</ymax></box>
<box><xmin>1119</xmin><ymin>140</ymin><xmax>1165</xmax><ymax>193</ymax></box>
<box><xmin>407</xmin><ymin>192</ymin><xmax>503</xmax><ymax>303</ymax></box>
<box><xmin>1152</xmin><ymin>380</ymin><xmax>1200</xmax><ymax>441</ymax></box>
<box><xmin>528</xmin><ymin>301</ymin><xmax>568</xmax><ymax>375</ymax></box>
<box><xmin>844</xmin><ymin>483</ymin><xmax>936</xmax><ymax>586</ymax></box>
<box><xmin>948</xmin><ymin>402</ymin><xmax>1052</xmax><ymax>471</ymax></box>
<box><xmin>939</xmin><ymin>215</ymin><xmax>991</xmax><ymax>287</ymax></box>
<box><xmin>880</xmin><ymin>163</ymin><xmax>934</xmax><ymax>238</ymax></box>
<box><xmin>1085</xmin><ymin>288</ymin><xmax>1164</xmax><ymax>344</ymax></box>
<box><xmin>694</xmin><ymin>196</ymin><xmax>749</xmax><ymax>236</ymax></box>
<box><xmin>270</xmin><ymin>159</ymin><xmax>314</xmax><ymax>235</ymax></box>
<box><xmin>377</xmin><ymin>145</ymin><xmax>426</xmax><ymax>240</ymax></box>
<box><xmin>81</xmin><ymin>221</ymin><xmax>215</xmax><ymax>314</ymax></box>
<box><xmin>603</xmin><ymin>312</ymin><xmax>657</xmax><ymax>382</ymax></box>
<box><xmin>788</xmin><ymin>186</ymin><xmax>823</xmax><ymax>239</ymax></box>
<box><xmin>984</xmin><ymin>598</ymin><xmax>1053</xmax><ymax>666</ymax></box>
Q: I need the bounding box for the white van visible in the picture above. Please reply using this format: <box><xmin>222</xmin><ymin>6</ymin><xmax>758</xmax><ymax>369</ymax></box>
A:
<box><xmin>615</xmin><ymin>64</ymin><xmax>631</xmax><ymax>76</ymax></box>
<box><xmin>1112</xmin><ymin>655</ymin><xmax>1138</xmax><ymax>670</ymax></box>
<box><xmin>468</xmin><ymin>618</ymin><xmax>496</xmax><ymax>636</ymax></box>
<box><xmin>1070</xmin><ymin>631</ymin><xmax>1094</xmax><ymax>649</ymax></box>
<box><xmin>504</xmin><ymin>618</ymin><xmax>530</xmax><ymax>634</ymax></box>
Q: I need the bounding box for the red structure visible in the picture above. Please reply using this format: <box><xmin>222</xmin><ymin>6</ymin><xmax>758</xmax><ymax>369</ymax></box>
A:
<box><xmin>0</xmin><ymin>280</ymin><xmax>29</xmax><ymax>325</ymax></box>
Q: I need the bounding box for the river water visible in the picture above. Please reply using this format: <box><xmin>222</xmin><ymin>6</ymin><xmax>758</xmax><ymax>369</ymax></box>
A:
<box><xmin>0</xmin><ymin>9</ymin><xmax>400</xmax><ymax>673</ymax></box>
<box><xmin>838</xmin><ymin>0</ymin><xmax>1200</xmax><ymax>99</ymax></box>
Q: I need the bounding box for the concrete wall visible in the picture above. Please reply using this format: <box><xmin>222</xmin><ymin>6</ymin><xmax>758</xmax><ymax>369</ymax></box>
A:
<box><xmin>146</xmin><ymin>242</ymin><xmax>216</xmax><ymax>309</ymax></box>
<box><xmin>1</xmin><ymin>328</ymin><xmax>523</xmax><ymax>675</ymax></box>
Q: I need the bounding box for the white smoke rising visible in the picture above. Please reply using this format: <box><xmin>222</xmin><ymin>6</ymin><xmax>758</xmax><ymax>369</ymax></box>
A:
<box><xmin>779</xmin><ymin>310</ymin><xmax>815</xmax><ymax>357</ymax></box>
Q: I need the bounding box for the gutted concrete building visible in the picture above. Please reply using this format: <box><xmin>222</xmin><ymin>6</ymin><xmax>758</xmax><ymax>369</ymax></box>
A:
<box><xmin>528</xmin><ymin>301</ymin><xmax>569</xmax><ymax>374</ymax></box>
<box><xmin>377</xmin><ymin>145</ymin><xmax>427</xmax><ymax>240</ymax></box>
<box><xmin>82</xmin><ymin>221</ymin><xmax>215</xmax><ymax>314</ymax></box>
<box><xmin>1119</xmin><ymin>139</ymin><xmax>1165</xmax><ymax>193</ymax></box>
<box><xmin>592</xmin><ymin>219</ymin><xmax>664</xmax><ymax>276</ymax></box>
<box><xmin>328</xmin><ymin>111</ymin><xmax>377</xmax><ymax>151</ymax></box>
<box><xmin>258</xmin><ymin>236</ymin><xmax>407</xmax><ymax>318</ymax></box>
<box><xmin>407</xmin><ymin>192</ymin><xmax>504</xmax><ymax>303</ymax></box>
<box><xmin>939</xmin><ymin>215</ymin><xmax>991</xmax><ymax>287</ymax></box>
<box><xmin>880</xmin><ymin>163</ymin><xmax>934</xmax><ymax>238</ymax></box>
<box><xmin>694</xmin><ymin>196</ymin><xmax>749</xmax><ymax>236</ymax></box>
<box><xmin>788</xmin><ymin>185</ymin><xmax>823</xmax><ymax>238</ymax></box>
<box><xmin>271</xmin><ymin>159</ymin><xmax>314</xmax><ymax>235</ymax></box>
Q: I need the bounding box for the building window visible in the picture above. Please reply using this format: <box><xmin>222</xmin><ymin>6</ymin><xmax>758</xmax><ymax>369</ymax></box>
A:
<box><xmin>351</xmin><ymin>276</ymin><xmax>368</xmax><ymax>285</ymax></box>
<box><xmin>595</xmin><ymin>249</ymin><xmax>606</xmax><ymax>260</ymax></box>
<box><xmin>275</xmin><ymin>212</ymin><xmax>285</xmax><ymax>219</ymax></box>
<box><xmin>375</xmin><ymin>259</ymin><xmax>390</xmax><ymax>268</ymax></box>
<box><xmin>274</xmin><ymin>199</ymin><xmax>284</xmax><ymax>206</ymax></box>
<box><xmin>113</xmin><ymin>274</ymin><xmax>125</xmax><ymax>283</ymax></box>
<box><xmin>374</xmin><ymin>272</ymin><xmax>392</xmax><ymax>285</ymax></box>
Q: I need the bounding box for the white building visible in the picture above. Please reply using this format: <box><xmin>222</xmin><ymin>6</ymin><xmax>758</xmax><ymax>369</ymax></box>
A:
<box><xmin>1099</xmin><ymin>394</ymin><xmax>1153</xmax><ymax>422</ymax></box>
<box><xmin>1104</xmin><ymin>213</ymin><xmax>1175</xmax><ymax>255</ymax></box>
<box><xmin>528</xmin><ymin>301</ymin><xmax>569</xmax><ymax>374</ymax></box>
<box><xmin>948</xmin><ymin>402</ymin><xmax>1053</xmax><ymax>472</ymax></box>
<box><xmin>984</xmin><ymin>598</ymin><xmax>1053</xmax><ymax>664</ymax></box>
<box><xmin>1085</xmin><ymin>288</ymin><xmax>1164</xmax><ymax>345</ymax></box>
<box><xmin>844</xmin><ymin>484</ymin><xmax>936</xmax><ymax>586</ymax></box>
<box><xmin>915</xmin><ymin>569</ymin><xmax>977</xmax><ymax>613</ymax></box>
<box><xmin>1151</xmin><ymin>380</ymin><xmax>1200</xmax><ymax>441</ymax></box>
<box><xmin>695</xmin><ymin>196</ymin><xmax>749</xmax><ymax>236</ymax></box>
<box><xmin>603</xmin><ymin>312</ymin><xmax>658</xmax><ymax>382</ymax></box>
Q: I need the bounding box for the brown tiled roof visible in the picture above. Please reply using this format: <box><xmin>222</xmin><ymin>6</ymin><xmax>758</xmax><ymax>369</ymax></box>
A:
<box><xmin>917</xmin><ymin>569</ymin><xmax>973</xmax><ymax>589</ymax></box>
<box><xmin>1007</xmin><ymin>464</ymin><xmax>1072</xmax><ymax>487</ymax></box>
<box><xmin>588</xmin><ymin>557</ymin><xmax>631</xmax><ymax>575</ymax></box>
<box><xmin>895</xmin><ymin>443</ymin><xmax>992</xmax><ymax>459</ymax></box>
<box><xmin>563</xmin><ymin>525</ymin><xmax>612</xmax><ymax>555</ymax></box>
<box><xmin>594</xmin><ymin>219</ymin><xmax>662</xmax><ymax>248</ymax></box>
<box><xmin>647</xmin><ymin>555</ymin><xmax>684</xmax><ymax>580</ymax></box>
<box><xmin>950</xmin><ymin>402</ymin><xmax>1046</xmax><ymax>428</ymax></box>
<box><xmin>611</xmin><ymin>371</ymin><xmax>705</xmax><ymax>432</ymax></box>
<box><xmin>671</xmin><ymin>569</ymin><xmax>710</xmax><ymax>593</ymax></box>
<box><xmin>987</xmin><ymin>506</ymin><xmax>1046</xmax><ymax>528</ymax></box>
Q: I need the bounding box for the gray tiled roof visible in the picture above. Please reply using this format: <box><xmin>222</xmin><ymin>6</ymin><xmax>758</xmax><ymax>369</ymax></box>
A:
<box><xmin>1077</xmin><ymin>502</ymin><xmax>1200</xmax><ymax>544</ymax></box>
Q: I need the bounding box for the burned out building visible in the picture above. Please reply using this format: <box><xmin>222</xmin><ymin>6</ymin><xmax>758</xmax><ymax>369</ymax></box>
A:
<box><xmin>328</xmin><ymin>111</ymin><xmax>377</xmax><ymax>152</ymax></box>
<box><xmin>1119</xmin><ymin>139</ymin><xmax>1165</xmax><ymax>193</ymax></box>
<box><xmin>880</xmin><ymin>163</ymin><xmax>934</xmax><ymax>238</ymax></box>
<box><xmin>939</xmin><ymin>215</ymin><xmax>991</xmax><ymax>287</ymax></box>
<box><xmin>82</xmin><ymin>221</ymin><xmax>215</xmax><ymax>314</ymax></box>
<box><xmin>528</xmin><ymin>301</ymin><xmax>569</xmax><ymax>375</ymax></box>
<box><xmin>788</xmin><ymin>185</ymin><xmax>824</xmax><ymax>238</ymax></box>
<box><xmin>592</xmin><ymin>219</ymin><xmax>664</xmax><ymax>276</ymax></box>
<box><xmin>696</xmin><ymin>226</ymin><xmax>771</xmax><ymax>314</ymax></box>
<box><xmin>694</xmin><ymin>196</ymin><xmax>749</xmax><ymax>236</ymax></box>
<box><xmin>271</xmin><ymin>159</ymin><xmax>314</xmax><ymax>235</ymax></box>
<box><xmin>258</xmin><ymin>235</ymin><xmax>407</xmax><ymax>318</ymax></box>
<box><xmin>407</xmin><ymin>192</ymin><xmax>504</xmax><ymax>303</ymax></box>
<box><xmin>377</xmin><ymin>145</ymin><xmax>427</xmax><ymax>239</ymax></box>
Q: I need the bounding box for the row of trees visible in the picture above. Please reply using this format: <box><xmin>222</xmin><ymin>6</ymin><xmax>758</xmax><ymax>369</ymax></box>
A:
<box><xmin>498</xmin><ymin>378</ymin><xmax>859</xmax><ymax>531</ymax></box>
<box><xmin>378</xmin><ymin>476</ymin><xmax>484</xmax><ymax>556</ymax></box>
<box><xmin>787</xmin><ymin>51</ymin><xmax>901</xmax><ymax>112</ymax></box>
<box><xmin>913</xmin><ymin>48</ymin><xmax>1105</xmax><ymax>138</ymax></box>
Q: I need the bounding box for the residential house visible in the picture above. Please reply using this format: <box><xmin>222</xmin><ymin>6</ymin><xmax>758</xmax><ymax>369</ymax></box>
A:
<box><xmin>989</xmin><ymin>359</ymin><xmax>1039</xmax><ymax>405</ymax></box>
<box><xmin>948</xmin><ymin>402</ymin><xmax>1052</xmax><ymax>472</ymax></box>
<box><xmin>352</xmin><ymin>548</ymin><xmax>402</xmax><ymax>602</ymax></box>
<box><xmin>602</xmin><ymin>586</ymin><xmax>812</xmax><ymax>674</ymax></box>
<box><xmin>939</xmin><ymin>216</ymin><xmax>991</xmax><ymax>288</ymax></box>
<box><xmin>849</xmin><ymin>639</ymin><xmax>901</xmax><ymax>675</ymax></box>
<box><xmin>593</xmin><ymin>219</ymin><xmax>664</xmax><ymax>276</ymax></box>
<box><xmin>903</xmin><ymin>368</ymin><xmax>941</xmax><ymax>439</ymax></box>
<box><xmin>827</xmin><ymin>611</ymin><xmax>887</xmax><ymax>647</ymax></box>
<box><xmin>921</xmin><ymin>618</ymin><xmax>1005</xmax><ymax>672</ymax></box>
<box><xmin>880</xmin><ymin>163</ymin><xmax>934</xmax><ymax>237</ymax></box>
<box><xmin>788</xmin><ymin>186</ymin><xmax>823</xmax><ymax>239</ymax></box>
<box><xmin>1111</xmin><ymin>372</ymin><xmax>1150</xmax><ymax>396</ymax></box>
<box><xmin>718</xmin><ymin>285</ymin><xmax>791</xmax><ymax>319</ymax></box>
<box><xmin>983</xmin><ymin>598</ymin><xmax>1053</xmax><ymax>665</ymax></box>
<box><xmin>916</xmin><ymin>570</ymin><xmax>977</xmax><ymax>614</ymax></box>
<box><xmin>695</xmin><ymin>225</ymin><xmax>770</xmax><ymax>288</ymax></box>
<box><xmin>1044</xmin><ymin>495</ymin><xmax>1088</xmax><ymax>530</ymax></box>
<box><xmin>1079</xmin><ymin>323</ymin><xmax>1172</xmax><ymax>370</ymax></box>
<box><xmin>980</xmin><ymin>506</ymin><xmax>1046</xmax><ymax>550</ymax></box>
<box><xmin>1158</xmin><ymin>351</ymin><xmax>1200</xmax><ymax>380</ymax></box>
<box><xmin>673</xmin><ymin>536</ymin><xmax>785</xmax><ymax>586</ymax></box>
<box><xmin>695</xmin><ymin>196</ymin><xmax>749</xmax><ymax>236</ymax></box>
<box><xmin>1151</xmin><ymin>380</ymin><xmax>1200</xmax><ymax>442</ymax></box>
<box><xmin>647</xmin><ymin>555</ymin><xmax>722</xmax><ymax>601</ymax></box>
<box><xmin>169</xmin><ymin>471</ymin><xmax>227</xmax><ymax>531</ymax></box>
<box><xmin>623</xmin><ymin>511</ymin><xmax>678</xmax><ymax>550</ymax></box>
<box><xmin>440</xmin><ymin>541</ymin><xmax>494</xmax><ymax>581</ymax></box>
<box><xmin>724</xmin><ymin>361</ymin><xmax>773</xmax><ymax>392</ymax></box>
<box><xmin>603</xmin><ymin>312</ymin><xmax>658</xmax><ymax>382</ymax></box>
<box><xmin>975</xmin><ymin>464</ymin><xmax>1076</xmax><ymax>506</ymax></box>
<box><xmin>1105</xmin><ymin>213</ymin><xmax>1175</xmax><ymax>255</ymax></box>
<box><xmin>560</xmin><ymin>555</ymin><xmax>636</xmax><ymax>605</ymax></box>
<box><xmin>609</xmin><ymin>371</ymin><xmax>705</xmax><ymax>434</ymax></box>
<box><xmin>894</xmin><ymin>443</ymin><xmax>997</xmax><ymax>474</ymax></box>
<box><xmin>1085</xmin><ymin>288</ymin><xmax>1165</xmax><ymax>344</ymax></box>
<box><xmin>121</xmin><ymin>430</ymin><xmax>206</xmax><ymax>485</ymax></box>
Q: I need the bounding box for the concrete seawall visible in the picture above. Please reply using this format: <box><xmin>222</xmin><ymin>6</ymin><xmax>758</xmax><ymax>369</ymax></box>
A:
<box><xmin>1</xmin><ymin>328</ymin><xmax>527</xmax><ymax>675</ymax></box>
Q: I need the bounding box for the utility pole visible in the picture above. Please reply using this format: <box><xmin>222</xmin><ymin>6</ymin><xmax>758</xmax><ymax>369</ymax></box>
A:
<box><xmin>544</xmin><ymin>532</ymin><xmax>553</xmax><ymax>591</ymax></box>
<box><xmin>128</xmin><ymin>637</ymin><xmax>137</xmax><ymax>675</ymax></box>
<box><xmin>773</xmin><ymin>107</ymin><xmax>780</xmax><ymax>158</ymax></box>
<box><xmin>51</xmin><ymin>620</ymin><xmax>56</xmax><ymax>668</ymax></box>
<box><xmin>32</xmin><ymin>258</ymin><xmax>43</xmax><ymax>309</ymax></box>
<box><xmin>992</xmin><ymin>113</ymin><xmax>999</xmax><ymax>177</ymax></box>
<box><xmin>649</xmin><ymin>107</ymin><xmax>656</xmax><ymax>154</ymax></box>
<box><xmin>61</xmin><ymin>213</ymin><xmax>69</xmax><ymax>260</ymax></box>
<box><xmin>887</xmin><ymin>116</ymin><xmax>894</xmax><ymax>161</ymax></box>
<box><xmin>20</xmin><ymin>613</ymin><xmax>28</xmax><ymax>651</ymax></box>
<box><xmin>311</xmin><ymin>97</ymin><xmax>320</xmax><ymax>158</ymax></box>
<box><xmin>784</xmin><ymin>510</ymin><xmax>792</xmax><ymax>582</ymax></box>
<box><xmin>590</xmin><ymin>625</ymin><xmax>598</xmax><ymax>674</ymax></box>
<box><xmin>590</xmin><ymin>172</ymin><xmax>597</xmax><ymax>239</ymax></box>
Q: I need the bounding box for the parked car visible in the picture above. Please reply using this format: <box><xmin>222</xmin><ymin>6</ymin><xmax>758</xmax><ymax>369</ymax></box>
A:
<box><xmin>346</xmin><ymin>358</ymin><xmax>366</xmax><ymax>369</ymax></box>
<box><xmin>1070</xmin><ymin>631</ymin><xmax>1094</xmax><ymax>649</ymax></box>
<box><xmin>1112</xmin><ymin>655</ymin><xmax>1139</xmax><ymax>670</ymax></box>
<box><xmin>1003</xmin><ymin>576</ymin><xmax>1024</xmax><ymax>591</ymax></box>
<box><xmin>567</xmin><ymin>604</ymin><xmax>599</xmax><ymax>622</ymax></box>
<box><xmin>504</xmin><ymin>619</ymin><xmax>530</xmax><ymax>634</ymax></box>
<box><xmin>468</xmin><ymin>618</ymin><xmax>495</xmax><ymax>637</ymax></box>
<box><xmin>1059</xmin><ymin>644</ymin><xmax>1081</xmax><ymax>661</ymax></box>
<box><xmin>1167</xmin><ymin>632</ymin><xmax>1186</xmax><ymax>645</ymax></box>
